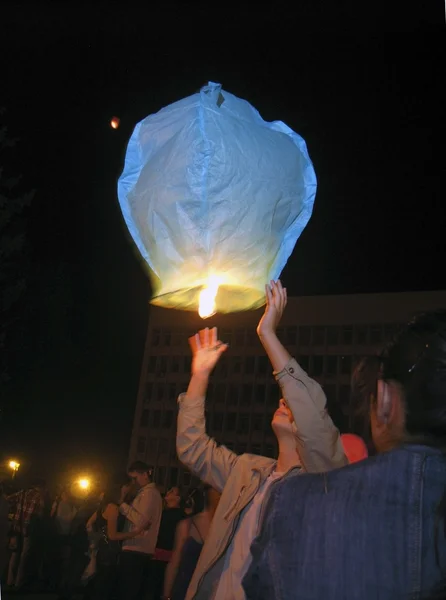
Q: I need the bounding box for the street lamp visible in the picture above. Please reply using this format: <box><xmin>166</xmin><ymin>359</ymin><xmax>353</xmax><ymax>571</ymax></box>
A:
<box><xmin>78</xmin><ymin>478</ymin><xmax>90</xmax><ymax>490</ymax></box>
<box><xmin>8</xmin><ymin>460</ymin><xmax>20</xmax><ymax>478</ymax></box>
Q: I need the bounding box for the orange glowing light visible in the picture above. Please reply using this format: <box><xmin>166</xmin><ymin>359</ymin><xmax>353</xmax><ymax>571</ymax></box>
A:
<box><xmin>198</xmin><ymin>275</ymin><xmax>222</xmax><ymax>319</ymax></box>
<box><xmin>110</xmin><ymin>116</ymin><xmax>120</xmax><ymax>129</ymax></box>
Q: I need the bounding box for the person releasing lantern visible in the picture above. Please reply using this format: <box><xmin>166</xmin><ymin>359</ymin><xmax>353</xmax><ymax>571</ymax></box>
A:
<box><xmin>117</xmin><ymin>82</ymin><xmax>317</xmax><ymax>316</ymax></box>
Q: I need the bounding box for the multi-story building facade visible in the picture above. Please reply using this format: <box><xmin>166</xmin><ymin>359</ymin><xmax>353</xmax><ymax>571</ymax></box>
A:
<box><xmin>128</xmin><ymin>290</ymin><xmax>446</xmax><ymax>491</ymax></box>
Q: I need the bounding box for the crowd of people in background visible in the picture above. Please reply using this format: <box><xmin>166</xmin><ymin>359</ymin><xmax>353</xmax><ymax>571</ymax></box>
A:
<box><xmin>1</xmin><ymin>469</ymin><xmax>218</xmax><ymax>600</ymax></box>
<box><xmin>2</xmin><ymin>280</ymin><xmax>446</xmax><ymax>599</ymax></box>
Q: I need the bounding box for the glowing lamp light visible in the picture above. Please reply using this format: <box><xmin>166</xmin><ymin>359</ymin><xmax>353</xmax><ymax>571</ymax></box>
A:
<box><xmin>78</xmin><ymin>478</ymin><xmax>90</xmax><ymax>490</ymax></box>
<box><xmin>9</xmin><ymin>461</ymin><xmax>20</xmax><ymax>471</ymax></box>
<box><xmin>110</xmin><ymin>116</ymin><xmax>120</xmax><ymax>129</ymax></box>
<box><xmin>117</xmin><ymin>82</ymin><xmax>316</xmax><ymax>316</ymax></box>
<box><xmin>198</xmin><ymin>275</ymin><xmax>223</xmax><ymax>319</ymax></box>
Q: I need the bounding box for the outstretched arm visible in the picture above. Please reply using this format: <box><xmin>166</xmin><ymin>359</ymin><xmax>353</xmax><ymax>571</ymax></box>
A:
<box><xmin>258</xmin><ymin>280</ymin><xmax>347</xmax><ymax>472</ymax></box>
<box><xmin>177</xmin><ymin>328</ymin><xmax>239</xmax><ymax>492</ymax></box>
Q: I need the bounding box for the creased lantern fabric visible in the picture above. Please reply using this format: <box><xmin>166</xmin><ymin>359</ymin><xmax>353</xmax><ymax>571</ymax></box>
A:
<box><xmin>117</xmin><ymin>82</ymin><xmax>317</xmax><ymax>313</ymax></box>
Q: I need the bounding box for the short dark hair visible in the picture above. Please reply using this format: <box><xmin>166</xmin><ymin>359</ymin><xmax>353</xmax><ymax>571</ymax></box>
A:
<box><xmin>31</xmin><ymin>478</ymin><xmax>46</xmax><ymax>489</ymax></box>
<box><xmin>127</xmin><ymin>461</ymin><xmax>152</xmax><ymax>475</ymax></box>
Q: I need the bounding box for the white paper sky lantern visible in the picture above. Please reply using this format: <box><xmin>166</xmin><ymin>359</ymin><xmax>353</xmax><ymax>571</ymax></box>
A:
<box><xmin>117</xmin><ymin>82</ymin><xmax>317</xmax><ymax>317</ymax></box>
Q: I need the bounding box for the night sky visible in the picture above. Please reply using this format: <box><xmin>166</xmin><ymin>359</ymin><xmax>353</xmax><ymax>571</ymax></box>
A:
<box><xmin>1</xmin><ymin>3</ymin><xmax>444</xmax><ymax>485</ymax></box>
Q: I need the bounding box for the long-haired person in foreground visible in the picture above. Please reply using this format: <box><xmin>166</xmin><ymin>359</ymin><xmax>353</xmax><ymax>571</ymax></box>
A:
<box><xmin>244</xmin><ymin>310</ymin><xmax>446</xmax><ymax>600</ymax></box>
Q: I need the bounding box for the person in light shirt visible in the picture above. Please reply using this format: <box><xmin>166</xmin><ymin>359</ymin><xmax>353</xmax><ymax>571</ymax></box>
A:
<box><xmin>118</xmin><ymin>461</ymin><xmax>162</xmax><ymax>600</ymax></box>
<box><xmin>175</xmin><ymin>280</ymin><xmax>348</xmax><ymax>600</ymax></box>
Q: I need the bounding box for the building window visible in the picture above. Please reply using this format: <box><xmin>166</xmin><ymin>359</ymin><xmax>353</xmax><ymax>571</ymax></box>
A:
<box><xmin>312</xmin><ymin>326</ymin><xmax>326</xmax><ymax>346</ymax></box>
<box><xmin>163</xmin><ymin>410</ymin><xmax>173</xmax><ymax>429</ymax></box>
<box><xmin>355</xmin><ymin>325</ymin><xmax>368</xmax><ymax>345</ymax></box>
<box><xmin>370</xmin><ymin>325</ymin><xmax>383</xmax><ymax>345</ymax></box>
<box><xmin>264</xmin><ymin>416</ymin><xmax>272</xmax><ymax>434</ymax></box>
<box><xmin>257</xmin><ymin>356</ymin><xmax>269</xmax><ymax>376</ymax></box>
<box><xmin>157</xmin><ymin>467</ymin><xmax>166</xmax><ymax>487</ymax></box>
<box><xmin>221</xmin><ymin>329</ymin><xmax>233</xmax><ymax>345</ymax></box>
<box><xmin>235</xmin><ymin>329</ymin><xmax>245</xmax><ymax>346</ymax></box>
<box><xmin>172</xmin><ymin>330</ymin><xmax>183</xmax><ymax>346</ymax></box>
<box><xmin>215</xmin><ymin>358</ymin><xmax>229</xmax><ymax>377</ymax></box>
<box><xmin>157</xmin><ymin>385</ymin><xmax>165</xmax><ymax>402</ymax></box>
<box><xmin>171</xmin><ymin>356</ymin><xmax>180</xmax><ymax>373</ymax></box>
<box><xmin>299</xmin><ymin>355</ymin><xmax>310</xmax><ymax>372</ymax></box>
<box><xmin>152</xmin><ymin>410</ymin><xmax>161</xmax><ymax>428</ymax></box>
<box><xmin>140</xmin><ymin>409</ymin><xmax>149</xmax><ymax>427</ymax></box>
<box><xmin>311</xmin><ymin>355</ymin><xmax>324</xmax><ymax>377</ymax></box>
<box><xmin>285</xmin><ymin>326</ymin><xmax>297</xmax><ymax>346</ymax></box>
<box><xmin>228</xmin><ymin>385</ymin><xmax>239</xmax><ymax>407</ymax></box>
<box><xmin>299</xmin><ymin>326</ymin><xmax>311</xmax><ymax>346</ymax></box>
<box><xmin>237</xmin><ymin>414</ymin><xmax>250</xmax><ymax>435</ymax></box>
<box><xmin>157</xmin><ymin>357</ymin><xmax>167</xmax><ymax>377</ymax></box>
<box><xmin>253</xmin><ymin>414</ymin><xmax>263</xmax><ymax>431</ymax></box>
<box><xmin>137</xmin><ymin>437</ymin><xmax>146</xmax><ymax>455</ymax></box>
<box><xmin>148</xmin><ymin>356</ymin><xmax>157</xmax><ymax>374</ymax></box>
<box><xmin>340</xmin><ymin>355</ymin><xmax>352</xmax><ymax>375</ymax></box>
<box><xmin>215</xmin><ymin>384</ymin><xmax>226</xmax><ymax>403</ymax></box>
<box><xmin>341</xmin><ymin>326</ymin><xmax>353</xmax><ymax>345</ymax></box>
<box><xmin>159</xmin><ymin>438</ymin><xmax>168</xmax><ymax>456</ymax></box>
<box><xmin>148</xmin><ymin>438</ymin><xmax>157</xmax><ymax>457</ymax></box>
<box><xmin>324</xmin><ymin>384</ymin><xmax>336</xmax><ymax>402</ymax></box>
<box><xmin>226</xmin><ymin>413</ymin><xmax>236</xmax><ymax>431</ymax></box>
<box><xmin>384</xmin><ymin>323</ymin><xmax>397</xmax><ymax>341</ymax></box>
<box><xmin>244</xmin><ymin>356</ymin><xmax>255</xmax><ymax>375</ymax></box>
<box><xmin>163</xmin><ymin>330</ymin><xmax>171</xmax><ymax>347</ymax></box>
<box><xmin>170</xmin><ymin>467</ymin><xmax>179</xmax><ymax>487</ymax></box>
<box><xmin>338</xmin><ymin>384</ymin><xmax>351</xmax><ymax>406</ymax></box>
<box><xmin>327</xmin><ymin>327</ymin><xmax>339</xmax><ymax>346</ymax></box>
<box><xmin>325</xmin><ymin>355</ymin><xmax>338</xmax><ymax>376</ymax></box>
<box><xmin>183</xmin><ymin>356</ymin><xmax>191</xmax><ymax>373</ymax></box>
<box><xmin>238</xmin><ymin>443</ymin><xmax>247</xmax><ymax>454</ymax></box>
<box><xmin>168</xmin><ymin>383</ymin><xmax>177</xmax><ymax>401</ymax></box>
<box><xmin>254</xmin><ymin>384</ymin><xmax>266</xmax><ymax>405</ymax></box>
<box><xmin>241</xmin><ymin>384</ymin><xmax>253</xmax><ymax>407</ymax></box>
<box><xmin>246</xmin><ymin>330</ymin><xmax>257</xmax><ymax>346</ymax></box>
<box><xmin>152</xmin><ymin>329</ymin><xmax>160</xmax><ymax>346</ymax></box>
<box><xmin>252</xmin><ymin>444</ymin><xmax>261</xmax><ymax>455</ymax></box>
<box><xmin>268</xmin><ymin>385</ymin><xmax>280</xmax><ymax>408</ymax></box>
<box><xmin>231</xmin><ymin>356</ymin><xmax>242</xmax><ymax>374</ymax></box>
<box><xmin>144</xmin><ymin>382</ymin><xmax>154</xmax><ymax>403</ymax></box>
<box><xmin>213</xmin><ymin>412</ymin><xmax>223</xmax><ymax>432</ymax></box>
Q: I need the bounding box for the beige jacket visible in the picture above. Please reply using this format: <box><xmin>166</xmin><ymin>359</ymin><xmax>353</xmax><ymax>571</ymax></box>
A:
<box><xmin>177</xmin><ymin>357</ymin><xmax>347</xmax><ymax>599</ymax></box>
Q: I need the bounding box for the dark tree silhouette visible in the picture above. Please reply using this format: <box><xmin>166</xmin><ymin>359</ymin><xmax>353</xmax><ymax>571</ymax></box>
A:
<box><xmin>0</xmin><ymin>108</ymin><xmax>34</xmax><ymax>384</ymax></box>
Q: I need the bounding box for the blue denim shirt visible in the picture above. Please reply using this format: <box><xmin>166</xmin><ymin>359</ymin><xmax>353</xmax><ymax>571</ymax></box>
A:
<box><xmin>243</xmin><ymin>446</ymin><xmax>446</xmax><ymax>600</ymax></box>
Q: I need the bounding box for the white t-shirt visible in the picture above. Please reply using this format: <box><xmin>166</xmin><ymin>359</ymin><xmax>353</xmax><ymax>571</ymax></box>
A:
<box><xmin>214</xmin><ymin>471</ymin><xmax>283</xmax><ymax>600</ymax></box>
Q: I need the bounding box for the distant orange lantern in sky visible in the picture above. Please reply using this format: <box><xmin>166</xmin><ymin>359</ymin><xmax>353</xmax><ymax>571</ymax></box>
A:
<box><xmin>110</xmin><ymin>116</ymin><xmax>120</xmax><ymax>129</ymax></box>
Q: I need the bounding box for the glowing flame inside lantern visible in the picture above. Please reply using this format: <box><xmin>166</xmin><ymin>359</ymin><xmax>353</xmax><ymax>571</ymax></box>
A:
<box><xmin>110</xmin><ymin>116</ymin><xmax>120</xmax><ymax>129</ymax></box>
<box><xmin>198</xmin><ymin>275</ymin><xmax>222</xmax><ymax>319</ymax></box>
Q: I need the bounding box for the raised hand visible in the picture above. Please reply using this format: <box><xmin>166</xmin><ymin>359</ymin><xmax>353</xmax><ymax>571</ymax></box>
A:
<box><xmin>257</xmin><ymin>280</ymin><xmax>287</xmax><ymax>338</ymax></box>
<box><xmin>189</xmin><ymin>327</ymin><xmax>228</xmax><ymax>376</ymax></box>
